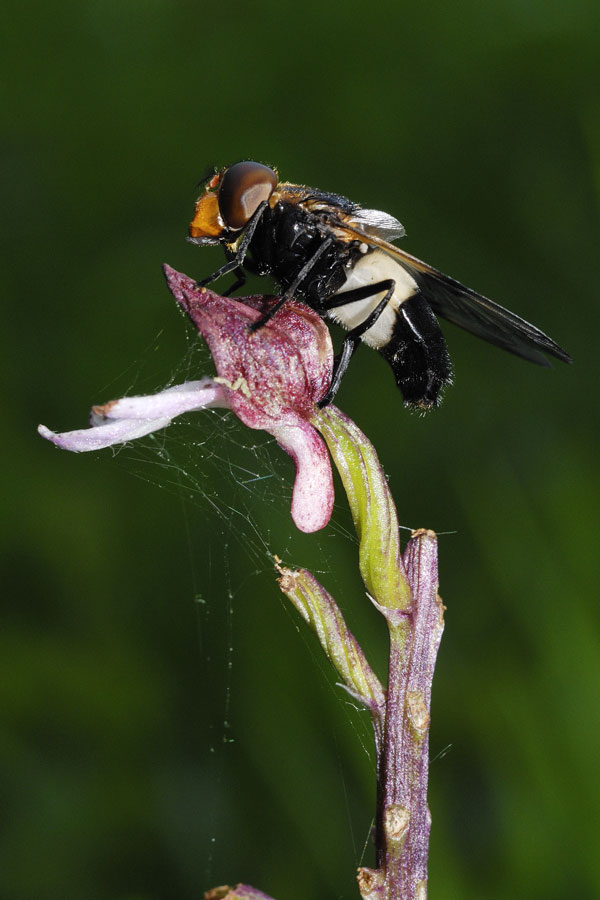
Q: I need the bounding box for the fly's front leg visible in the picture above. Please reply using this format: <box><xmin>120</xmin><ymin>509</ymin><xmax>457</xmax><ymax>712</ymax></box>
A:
<box><xmin>248</xmin><ymin>237</ymin><xmax>334</xmax><ymax>332</ymax></box>
<box><xmin>318</xmin><ymin>279</ymin><xmax>396</xmax><ymax>407</ymax></box>
<box><xmin>195</xmin><ymin>201</ymin><xmax>268</xmax><ymax>289</ymax></box>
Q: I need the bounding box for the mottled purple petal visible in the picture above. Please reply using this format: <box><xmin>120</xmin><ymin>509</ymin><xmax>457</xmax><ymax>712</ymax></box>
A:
<box><xmin>163</xmin><ymin>265</ymin><xmax>333</xmax><ymax>418</ymax></box>
<box><xmin>161</xmin><ymin>266</ymin><xmax>337</xmax><ymax>531</ymax></box>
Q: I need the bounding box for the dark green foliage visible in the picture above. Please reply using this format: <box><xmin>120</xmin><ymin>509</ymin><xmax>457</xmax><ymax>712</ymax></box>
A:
<box><xmin>2</xmin><ymin>1</ymin><xmax>598</xmax><ymax>897</ymax></box>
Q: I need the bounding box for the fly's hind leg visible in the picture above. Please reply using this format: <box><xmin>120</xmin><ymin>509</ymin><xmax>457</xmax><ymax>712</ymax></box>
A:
<box><xmin>318</xmin><ymin>279</ymin><xmax>396</xmax><ymax>407</ymax></box>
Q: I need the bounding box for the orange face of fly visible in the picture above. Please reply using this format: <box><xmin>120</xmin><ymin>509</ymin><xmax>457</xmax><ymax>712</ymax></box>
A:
<box><xmin>188</xmin><ymin>162</ymin><xmax>278</xmax><ymax>244</ymax></box>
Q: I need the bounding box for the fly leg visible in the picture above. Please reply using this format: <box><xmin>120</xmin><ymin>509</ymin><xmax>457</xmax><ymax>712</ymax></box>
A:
<box><xmin>248</xmin><ymin>237</ymin><xmax>334</xmax><ymax>331</ymax></box>
<box><xmin>194</xmin><ymin>201</ymin><xmax>268</xmax><ymax>289</ymax></box>
<box><xmin>318</xmin><ymin>279</ymin><xmax>396</xmax><ymax>406</ymax></box>
<box><xmin>223</xmin><ymin>267</ymin><xmax>247</xmax><ymax>295</ymax></box>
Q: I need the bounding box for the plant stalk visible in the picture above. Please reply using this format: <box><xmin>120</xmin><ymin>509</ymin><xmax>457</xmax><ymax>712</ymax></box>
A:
<box><xmin>360</xmin><ymin>529</ymin><xmax>444</xmax><ymax>900</ymax></box>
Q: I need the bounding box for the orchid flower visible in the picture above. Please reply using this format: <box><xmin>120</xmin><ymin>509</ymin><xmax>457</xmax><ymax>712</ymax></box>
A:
<box><xmin>38</xmin><ymin>266</ymin><xmax>335</xmax><ymax>533</ymax></box>
<box><xmin>39</xmin><ymin>266</ymin><xmax>446</xmax><ymax>899</ymax></box>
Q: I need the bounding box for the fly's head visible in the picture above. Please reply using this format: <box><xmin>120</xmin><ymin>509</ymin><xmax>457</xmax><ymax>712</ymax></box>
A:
<box><xmin>188</xmin><ymin>161</ymin><xmax>278</xmax><ymax>248</ymax></box>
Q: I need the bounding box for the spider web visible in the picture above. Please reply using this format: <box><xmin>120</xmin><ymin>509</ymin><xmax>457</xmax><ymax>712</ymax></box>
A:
<box><xmin>99</xmin><ymin>328</ymin><xmax>380</xmax><ymax>880</ymax></box>
<box><xmin>113</xmin><ymin>332</ymin><xmax>356</xmax><ymax>569</ymax></box>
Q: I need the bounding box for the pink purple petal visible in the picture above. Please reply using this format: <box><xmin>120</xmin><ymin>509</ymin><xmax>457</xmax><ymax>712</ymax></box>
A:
<box><xmin>38</xmin><ymin>379</ymin><xmax>230</xmax><ymax>452</ymax></box>
<box><xmin>91</xmin><ymin>379</ymin><xmax>227</xmax><ymax>422</ymax></box>
<box><xmin>37</xmin><ymin>418</ymin><xmax>174</xmax><ymax>451</ymax></box>
<box><xmin>271</xmin><ymin>421</ymin><xmax>334</xmax><ymax>533</ymax></box>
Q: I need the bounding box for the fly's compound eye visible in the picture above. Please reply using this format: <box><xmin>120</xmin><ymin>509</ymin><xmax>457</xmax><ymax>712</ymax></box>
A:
<box><xmin>218</xmin><ymin>161</ymin><xmax>277</xmax><ymax>230</ymax></box>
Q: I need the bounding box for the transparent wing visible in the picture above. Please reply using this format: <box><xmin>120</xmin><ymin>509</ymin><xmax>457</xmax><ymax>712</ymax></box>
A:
<box><xmin>347</xmin><ymin>208</ymin><xmax>406</xmax><ymax>241</ymax></box>
<box><xmin>329</xmin><ymin>219</ymin><xmax>572</xmax><ymax>366</ymax></box>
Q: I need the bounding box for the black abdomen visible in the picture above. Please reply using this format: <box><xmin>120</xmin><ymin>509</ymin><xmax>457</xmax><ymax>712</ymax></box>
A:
<box><xmin>379</xmin><ymin>292</ymin><xmax>453</xmax><ymax>408</ymax></box>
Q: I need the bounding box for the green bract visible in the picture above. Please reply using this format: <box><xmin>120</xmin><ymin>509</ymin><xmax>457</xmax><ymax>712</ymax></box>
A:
<box><xmin>313</xmin><ymin>406</ymin><xmax>411</xmax><ymax>612</ymax></box>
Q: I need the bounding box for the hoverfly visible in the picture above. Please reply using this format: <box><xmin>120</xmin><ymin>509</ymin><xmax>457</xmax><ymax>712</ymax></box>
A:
<box><xmin>188</xmin><ymin>161</ymin><xmax>571</xmax><ymax>408</ymax></box>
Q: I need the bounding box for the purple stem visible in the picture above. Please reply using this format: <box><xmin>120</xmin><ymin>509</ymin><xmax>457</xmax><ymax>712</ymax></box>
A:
<box><xmin>361</xmin><ymin>530</ymin><xmax>444</xmax><ymax>900</ymax></box>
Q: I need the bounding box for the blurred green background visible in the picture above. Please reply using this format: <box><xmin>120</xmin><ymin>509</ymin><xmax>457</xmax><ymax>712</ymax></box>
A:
<box><xmin>2</xmin><ymin>1</ymin><xmax>599</xmax><ymax>898</ymax></box>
